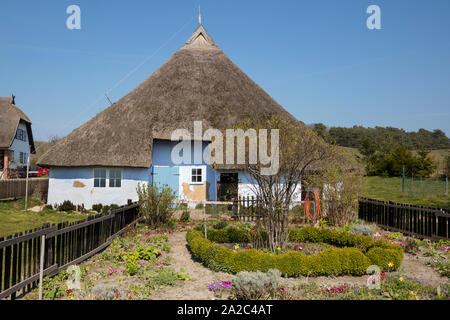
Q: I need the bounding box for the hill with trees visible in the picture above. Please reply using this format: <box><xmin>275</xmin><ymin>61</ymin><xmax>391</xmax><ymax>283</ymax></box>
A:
<box><xmin>310</xmin><ymin>124</ymin><xmax>449</xmax><ymax>177</ymax></box>
<box><xmin>311</xmin><ymin>124</ymin><xmax>450</xmax><ymax>150</ymax></box>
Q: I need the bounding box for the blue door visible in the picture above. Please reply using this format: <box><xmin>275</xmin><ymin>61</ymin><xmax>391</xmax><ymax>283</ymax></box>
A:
<box><xmin>152</xmin><ymin>166</ymin><xmax>179</xmax><ymax>197</ymax></box>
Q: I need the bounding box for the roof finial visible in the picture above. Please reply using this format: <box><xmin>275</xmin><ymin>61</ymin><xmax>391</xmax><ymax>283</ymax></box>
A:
<box><xmin>11</xmin><ymin>94</ymin><xmax>15</xmax><ymax>105</ymax></box>
<box><xmin>198</xmin><ymin>5</ymin><xmax>202</xmax><ymax>25</ymax></box>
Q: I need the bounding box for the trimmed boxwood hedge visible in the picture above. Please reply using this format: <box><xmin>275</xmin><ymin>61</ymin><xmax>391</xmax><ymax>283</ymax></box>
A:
<box><xmin>186</xmin><ymin>226</ymin><xmax>404</xmax><ymax>276</ymax></box>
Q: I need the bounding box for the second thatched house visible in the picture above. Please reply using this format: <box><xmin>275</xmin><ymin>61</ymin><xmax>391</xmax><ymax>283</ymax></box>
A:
<box><xmin>0</xmin><ymin>96</ymin><xmax>36</xmax><ymax>179</ymax></box>
<box><xmin>38</xmin><ymin>18</ymin><xmax>302</xmax><ymax>209</ymax></box>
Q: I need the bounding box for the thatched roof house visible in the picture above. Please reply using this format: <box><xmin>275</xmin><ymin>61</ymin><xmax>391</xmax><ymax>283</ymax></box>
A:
<box><xmin>39</xmin><ymin>19</ymin><xmax>302</xmax><ymax>208</ymax></box>
<box><xmin>0</xmin><ymin>96</ymin><xmax>35</xmax><ymax>179</ymax></box>
<box><xmin>38</xmin><ymin>23</ymin><xmax>296</xmax><ymax>168</ymax></box>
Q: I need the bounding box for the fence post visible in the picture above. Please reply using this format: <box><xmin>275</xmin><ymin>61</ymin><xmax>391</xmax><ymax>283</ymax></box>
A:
<box><xmin>203</xmin><ymin>201</ymin><xmax>207</xmax><ymax>239</ymax></box>
<box><xmin>38</xmin><ymin>234</ymin><xmax>46</xmax><ymax>300</ymax></box>
<box><xmin>446</xmin><ymin>176</ymin><xmax>448</xmax><ymax>196</ymax></box>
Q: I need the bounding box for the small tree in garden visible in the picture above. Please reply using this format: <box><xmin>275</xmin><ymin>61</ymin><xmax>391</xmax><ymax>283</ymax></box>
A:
<box><xmin>236</xmin><ymin>115</ymin><xmax>334</xmax><ymax>252</ymax></box>
<box><xmin>305</xmin><ymin>154</ymin><xmax>363</xmax><ymax>227</ymax></box>
<box><xmin>136</xmin><ymin>183</ymin><xmax>178</xmax><ymax>227</ymax></box>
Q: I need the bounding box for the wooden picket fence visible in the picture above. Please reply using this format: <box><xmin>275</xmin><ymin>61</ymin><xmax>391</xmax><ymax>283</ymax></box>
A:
<box><xmin>358</xmin><ymin>198</ymin><xmax>449</xmax><ymax>240</ymax></box>
<box><xmin>0</xmin><ymin>202</ymin><xmax>141</xmax><ymax>300</ymax></box>
<box><xmin>232</xmin><ymin>196</ymin><xmax>263</xmax><ymax>222</ymax></box>
<box><xmin>0</xmin><ymin>178</ymin><xmax>49</xmax><ymax>201</ymax></box>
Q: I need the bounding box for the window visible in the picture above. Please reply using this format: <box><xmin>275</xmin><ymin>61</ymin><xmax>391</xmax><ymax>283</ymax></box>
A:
<box><xmin>15</xmin><ymin>129</ymin><xmax>27</xmax><ymax>142</ymax></box>
<box><xmin>94</xmin><ymin>168</ymin><xmax>122</xmax><ymax>188</ymax></box>
<box><xmin>109</xmin><ymin>169</ymin><xmax>122</xmax><ymax>188</ymax></box>
<box><xmin>94</xmin><ymin>169</ymin><xmax>106</xmax><ymax>188</ymax></box>
<box><xmin>19</xmin><ymin>152</ymin><xmax>28</xmax><ymax>165</ymax></box>
<box><xmin>191</xmin><ymin>168</ymin><xmax>203</xmax><ymax>183</ymax></box>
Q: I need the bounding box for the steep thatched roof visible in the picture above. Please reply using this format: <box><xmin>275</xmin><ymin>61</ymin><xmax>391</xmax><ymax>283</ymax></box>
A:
<box><xmin>0</xmin><ymin>97</ymin><xmax>35</xmax><ymax>153</ymax></box>
<box><xmin>38</xmin><ymin>23</ymin><xmax>297</xmax><ymax>168</ymax></box>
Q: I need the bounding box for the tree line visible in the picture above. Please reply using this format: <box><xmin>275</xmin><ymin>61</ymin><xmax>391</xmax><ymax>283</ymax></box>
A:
<box><xmin>311</xmin><ymin>124</ymin><xmax>449</xmax><ymax>150</ymax></box>
<box><xmin>311</xmin><ymin>124</ymin><xmax>449</xmax><ymax>177</ymax></box>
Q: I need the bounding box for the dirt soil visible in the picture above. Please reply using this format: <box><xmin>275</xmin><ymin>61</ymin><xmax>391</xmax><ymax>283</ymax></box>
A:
<box><xmin>150</xmin><ymin>231</ymin><xmax>230</xmax><ymax>300</ymax></box>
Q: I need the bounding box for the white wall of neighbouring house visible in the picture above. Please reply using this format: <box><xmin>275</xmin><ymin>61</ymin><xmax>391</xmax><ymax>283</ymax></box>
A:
<box><xmin>9</xmin><ymin>122</ymin><xmax>30</xmax><ymax>169</ymax></box>
<box><xmin>47</xmin><ymin>167</ymin><xmax>151</xmax><ymax>209</ymax></box>
<box><xmin>237</xmin><ymin>171</ymin><xmax>302</xmax><ymax>206</ymax></box>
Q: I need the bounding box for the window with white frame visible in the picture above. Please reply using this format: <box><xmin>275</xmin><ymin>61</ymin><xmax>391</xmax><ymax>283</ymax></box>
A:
<box><xmin>94</xmin><ymin>169</ymin><xmax>107</xmax><ymax>188</ymax></box>
<box><xmin>94</xmin><ymin>168</ymin><xmax>122</xmax><ymax>188</ymax></box>
<box><xmin>191</xmin><ymin>168</ymin><xmax>203</xmax><ymax>183</ymax></box>
<box><xmin>109</xmin><ymin>169</ymin><xmax>122</xmax><ymax>188</ymax></box>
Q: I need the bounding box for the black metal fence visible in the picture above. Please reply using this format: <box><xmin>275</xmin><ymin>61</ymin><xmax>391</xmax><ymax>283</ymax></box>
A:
<box><xmin>0</xmin><ymin>202</ymin><xmax>140</xmax><ymax>300</ymax></box>
<box><xmin>358</xmin><ymin>198</ymin><xmax>449</xmax><ymax>240</ymax></box>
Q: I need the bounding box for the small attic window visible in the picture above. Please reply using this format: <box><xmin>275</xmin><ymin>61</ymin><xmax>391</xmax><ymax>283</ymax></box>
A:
<box><xmin>15</xmin><ymin>129</ymin><xmax>27</xmax><ymax>142</ymax></box>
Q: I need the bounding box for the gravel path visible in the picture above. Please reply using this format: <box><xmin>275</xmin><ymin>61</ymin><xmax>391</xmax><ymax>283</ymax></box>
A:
<box><xmin>150</xmin><ymin>231</ymin><xmax>231</xmax><ymax>300</ymax></box>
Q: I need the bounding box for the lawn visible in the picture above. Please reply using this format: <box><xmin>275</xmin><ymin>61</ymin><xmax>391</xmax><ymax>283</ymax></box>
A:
<box><xmin>0</xmin><ymin>198</ymin><xmax>88</xmax><ymax>238</ymax></box>
<box><xmin>362</xmin><ymin>176</ymin><xmax>449</xmax><ymax>210</ymax></box>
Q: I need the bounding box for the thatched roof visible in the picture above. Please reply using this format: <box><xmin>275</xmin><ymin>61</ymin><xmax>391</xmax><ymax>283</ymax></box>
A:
<box><xmin>0</xmin><ymin>97</ymin><xmax>35</xmax><ymax>153</ymax></box>
<box><xmin>38</xmin><ymin>23</ymin><xmax>297</xmax><ymax>168</ymax></box>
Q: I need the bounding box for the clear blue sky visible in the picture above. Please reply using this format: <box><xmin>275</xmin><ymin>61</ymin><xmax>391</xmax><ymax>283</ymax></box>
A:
<box><xmin>1</xmin><ymin>0</ymin><xmax>449</xmax><ymax>141</ymax></box>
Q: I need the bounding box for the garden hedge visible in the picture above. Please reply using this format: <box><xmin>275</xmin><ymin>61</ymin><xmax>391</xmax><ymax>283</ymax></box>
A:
<box><xmin>186</xmin><ymin>226</ymin><xmax>404</xmax><ymax>276</ymax></box>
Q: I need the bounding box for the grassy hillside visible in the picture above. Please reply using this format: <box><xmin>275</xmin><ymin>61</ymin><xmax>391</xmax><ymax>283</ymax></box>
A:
<box><xmin>341</xmin><ymin>146</ymin><xmax>449</xmax><ymax>177</ymax></box>
<box><xmin>362</xmin><ymin>176</ymin><xmax>449</xmax><ymax>210</ymax></box>
<box><xmin>412</xmin><ymin>149</ymin><xmax>449</xmax><ymax>177</ymax></box>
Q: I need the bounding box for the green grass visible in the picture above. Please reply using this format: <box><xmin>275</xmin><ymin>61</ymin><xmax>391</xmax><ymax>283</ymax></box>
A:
<box><xmin>362</xmin><ymin>176</ymin><xmax>449</xmax><ymax>210</ymax></box>
<box><xmin>0</xmin><ymin>198</ymin><xmax>88</xmax><ymax>238</ymax></box>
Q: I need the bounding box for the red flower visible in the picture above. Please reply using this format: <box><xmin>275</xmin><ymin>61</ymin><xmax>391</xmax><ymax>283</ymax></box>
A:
<box><xmin>66</xmin><ymin>289</ymin><xmax>73</xmax><ymax>294</ymax></box>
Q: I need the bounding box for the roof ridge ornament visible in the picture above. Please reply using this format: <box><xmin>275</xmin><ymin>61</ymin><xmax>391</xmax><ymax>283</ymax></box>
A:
<box><xmin>199</xmin><ymin>5</ymin><xmax>202</xmax><ymax>25</ymax></box>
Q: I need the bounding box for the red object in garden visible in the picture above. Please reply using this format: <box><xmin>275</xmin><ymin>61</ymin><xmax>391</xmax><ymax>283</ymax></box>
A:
<box><xmin>37</xmin><ymin>168</ymin><xmax>49</xmax><ymax>177</ymax></box>
<box><xmin>303</xmin><ymin>190</ymin><xmax>322</xmax><ymax>224</ymax></box>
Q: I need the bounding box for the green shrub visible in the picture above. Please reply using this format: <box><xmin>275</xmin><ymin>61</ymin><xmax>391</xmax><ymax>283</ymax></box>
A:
<box><xmin>213</xmin><ymin>221</ymin><xmax>228</xmax><ymax>230</ymax></box>
<box><xmin>92</xmin><ymin>203</ymin><xmax>103</xmax><ymax>212</ymax></box>
<box><xmin>153</xmin><ymin>267</ymin><xmax>190</xmax><ymax>286</ymax></box>
<box><xmin>179</xmin><ymin>210</ymin><xmax>191</xmax><ymax>223</ymax></box>
<box><xmin>136</xmin><ymin>183</ymin><xmax>177</xmax><ymax>227</ymax></box>
<box><xmin>366</xmin><ymin>246</ymin><xmax>404</xmax><ymax>271</ymax></box>
<box><xmin>288</xmin><ymin>226</ymin><xmax>374</xmax><ymax>252</ymax></box>
<box><xmin>349</xmin><ymin>224</ymin><xmax>377</xmax><ymax>236</ymax></box>
<box><xmin>57</xmin><ymin>200</ymin><xmax>76</xmax><ymax>212</ymax></box>
<box><xmin>231</xmin><ymin>269</ymin><xmax>281</xmax><ymax>300</ymax></box>
<box><xmin>206</xmin><ymin>227</ymin><xmax>250</xmax><ymax>243</ymax></box>
<box><xmin>195</xmin><ymin>203</ymin><xmax>204</xmax><ymax>209</ymax></box>
<box><xmin>187</xmin><ymin>225</ymin><xmax>404</xmax><ymax>277</ymax></box>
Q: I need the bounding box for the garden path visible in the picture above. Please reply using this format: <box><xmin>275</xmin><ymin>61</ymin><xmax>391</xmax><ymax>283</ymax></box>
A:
<box><xmin>150</xmin><ymin>231</ymin><xmax>230</xmax><ymax>300</ymax></box>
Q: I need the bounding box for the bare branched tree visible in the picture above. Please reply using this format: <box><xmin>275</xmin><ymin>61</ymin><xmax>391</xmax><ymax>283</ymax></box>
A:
<box><xmin>237</xmin><ymin>115</ymin><xmax>335</xmax><ymax>252</ymax></box>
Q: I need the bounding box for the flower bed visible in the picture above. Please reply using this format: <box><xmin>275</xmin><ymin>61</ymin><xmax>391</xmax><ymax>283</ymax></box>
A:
<box><xmin>186</xmin><ymin>226</ymin><xmax>404</xmax><ymax>277</ymax></box>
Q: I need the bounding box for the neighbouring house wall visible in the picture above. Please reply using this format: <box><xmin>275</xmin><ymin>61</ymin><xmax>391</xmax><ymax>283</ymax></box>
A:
<box><xmin>47</xmin><ymin>167</ymin><xmax>151</xmax><ymax>209</ymax></box>
<box><xmin>237</xmin><ymin>171</ymin><xmax>302</xmax><ymax>206</ymax></box>
<box><xmin>9</xmin><ymin>122</ymin><xmax>30</xmax><ymax>169</ymax></box>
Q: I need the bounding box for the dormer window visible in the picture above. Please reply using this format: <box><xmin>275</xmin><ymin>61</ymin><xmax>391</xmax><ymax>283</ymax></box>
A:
<box><xmin>15</xmin><ymin>129</ymin><xmax>27</xmax><ymax>142</ymax></box>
